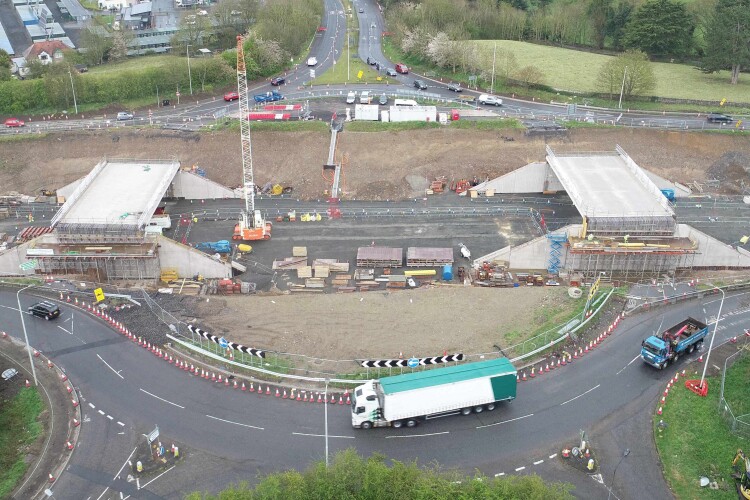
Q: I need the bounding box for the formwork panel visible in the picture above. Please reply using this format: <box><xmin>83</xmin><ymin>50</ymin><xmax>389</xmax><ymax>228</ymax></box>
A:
<box><xmin>406</xmin><ymin>247</ymin><xmax>453</xmax><ymax>267</ymax></box>
<box><xmin>356</xmin><ymin>247</ymin><xmax>403</xmax><ymax>268</ymax></box>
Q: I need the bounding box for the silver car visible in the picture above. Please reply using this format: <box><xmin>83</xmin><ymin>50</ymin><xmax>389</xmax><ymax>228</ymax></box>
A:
<box><xmin>117</xmin><ymin>111</ymin><xmax>134</xmax><ymax>121</ymax></box>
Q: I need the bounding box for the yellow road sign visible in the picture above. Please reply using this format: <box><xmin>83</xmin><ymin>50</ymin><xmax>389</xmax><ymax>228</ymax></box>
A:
<box><xmin>94</xmin><ymin>287</ymin><xmax>105</xmax><ymax>302</ymax></box>
<box><xmin>588</xmin><ymin>276</ymin><xmax>601</xmax><ymax>301</ymax></box>
<box><xmin>357</xmin><ymin>70</ymin><xmax>363</xmax><ymax>80</ymax></box>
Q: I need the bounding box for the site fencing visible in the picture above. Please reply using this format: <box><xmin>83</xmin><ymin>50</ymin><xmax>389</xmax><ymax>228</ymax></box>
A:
<box><xmin>719</xmin><ymin>345</ymin><xmax>750</xmax><ymax>438</ymax></box>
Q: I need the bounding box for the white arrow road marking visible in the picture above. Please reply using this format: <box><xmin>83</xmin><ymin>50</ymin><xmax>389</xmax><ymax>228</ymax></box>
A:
<box><xmin>385</xmin><ymin>431</ymin><xmax>449</xmax><ymax>439</ymax></box>
<box><xmin>205</xmin><ymin>414</ymin><xmax>263</xmax><ymax>430</ymax></box>
<box><xmin>97</xmin><ymin>354</ymin><xmax>124</xmax><ymax>379</ymax></box>
<box><xmin>140</xmin><ymin>389</ymin><xmax>184</xmax><ymax>409</ymax></box>
<box><xmin>476</xmin><ymin>413</ymin><xmax>534</xmax><ymax>429</ymax></box>
<box><xmin>560</xmin><ymin>384</ymin><xmax>600</xmax><ymax>406</ymax></box>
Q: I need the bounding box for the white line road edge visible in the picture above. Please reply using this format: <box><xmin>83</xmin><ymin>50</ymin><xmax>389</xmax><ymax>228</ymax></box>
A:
<box><xmin>95</xmin><ymin>446</ymin><xmax>137</xmax><ymax>500</ymax></box>
<box><xmin>385</xmin><ymin>431</ymin><xmax>449</xmax><ymax>439</ymax></box>
<box><xmin>205</xmin><ymin>414</ymin><xmax>263</xmax><ymax>430</ymax></box>
<box><xmin>533</xmin><ymin>460</ymin><xmax>544</xmax><ymax>465</ymax></box>
<box><xmin>616</xmin><ymin>355</ymin><xmax>641</xmax><ymax>375</ymax></box>
<box><xmin>560</xmin><ymin>384</ymin><xmax>600</xmax><ymax>406</ymax></box>
<box><xmin>139</xmin><ymin>465</ymin><xmax>175</xmax><ymax>490</ymax></box>
<box><xmin>292</xmin><ymin>432</ymin><xmax>355</xmax><ymax>439</ymax></box>
<box><xmin>476</xmin><ymin>413</ymin><xmax>534</xmax><ymax>429</ymax></box>
<box><xmin>139</xmin><ymin>388</ymin><xmax>184</xmax><ymax>409</ymax></box>
<box><xmin>97</xmin><ymin>353</ymin><xmax>124</xmax><ymax>380</ymax></box>
<box><xmin>57</xmin><ymin>325</ymin><xmax>72</xmax><ymax>334</ymax></box>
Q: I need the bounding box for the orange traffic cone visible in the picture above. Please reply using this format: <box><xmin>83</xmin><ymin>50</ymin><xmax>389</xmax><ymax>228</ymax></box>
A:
<box><xmin>73</xmin><ymin>418</ymin><xmax>80</xmax><ymax>427</ymax></box>
<box><xmin>249</xmin><ymin>382</ymin><xmax>255</xmax><ymax>392</ymax></box>
<box><xmin>233</xmin><ymin>380</ymin><xmax>238</xmax><ymax>389</ymax></box>
<box><xmin>48</xmin><ymin>473</ymin><xmax>55</xmax><ymax>483</ymax></box>
<box><xmin>275</xmin><ymin>388</ymin><xmax>280</xmax><ymax>397</ymax></box>
<box><xmin>241</xmin><ymin>382</ymin><xmax>246</xmax><ymax>391</ymax></box>
<box><xmin>25</xmin><ymin>379</ymin><xmax>31</xmax><ymax>388</ymax></box>
<box><xmin>657</xmin><ymin>406</ymin><xmax>663</xmax><ymax>415</ymax></box>
<box><xmin>283</xmin><ymin>389</ymin><xmax>288</xmax><ymax>399</ymax></box>
<box><xmin>266</xmin><ymin>385</ymin><xmax>271</xmax><ymax>395</ymax></box>
<box><xmin>66</xmin><ymin>441</ymin><xmax>74</xmax><ymax>450</ymax></box>
<box><xmin>225</xmin><ymin>377</ymin><xmax>230</xmax><ymax>387</ymax></box>
<box><xmin>338</xmin><ymin>394</ymin><xmax>343</xmax><ymax>404</ymax></box>
<box><xmin>345</xmin><ymin>391</ymin><xmax>351</xmax><ymax>405</ymax></box>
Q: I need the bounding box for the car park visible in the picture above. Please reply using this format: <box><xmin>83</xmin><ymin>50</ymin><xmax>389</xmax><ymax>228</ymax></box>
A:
<box><xmin>346</xmin><ymin>91</ymin><xmax>357</xmax><ymax>104</ymax></box>
<box><xmin>28</xmin><ymin>301</ymin><xmax>60</xmax><ymax>320</ymax></box>
<box><xmin>447</xmin><ymin>83</ymin><xmax>462</xmax><ymax>92</ymax></box>
<box><xmin>223</xmin><ymin>91</ymin><xmax>239</xmax><ymax>101</ymax></box>
<box><xmin>386</xmin><ymin>68</ymin><xmax>397</xmax><ymax>76</ymax></box>
<box><xmin>4</xmin><ymin>118</ymin><xmax>25</xmax><ymax>127</ymax></box>
<box><xmin>360</xmin><ymin>91</ymin><xmax>372</xmax><ymax>104</ymax></box>
<box><xmin>379</xmin><ymin>94</ymin><xmax>388</xmax><ymax>105</ymax></box>
<box><xmin>707</xmin><ymin>112</ymin><xmax>732</xmax><ymax>123</ymax></box>
<box><xmin>307</xmin><ymin>57</ymin><xmax>317</xmax><ymax>66</ymax></box>
<box><xmin>116</xmin><ymin>112</ymin><xmax>134</xmax><ymax>121</ymax></box>
<box><xmin>413</xmin><ymin>80</ymin><xmax>427</xmax><ymax>90</ymax></box>
<box><xmin>478</xmin><ymin>94</ymin><xmax>503</xmax><ymax>106</ymax></box>
<box><xmin>270</xmin><ymin>77</ymin><xmax>285</xmax><ymax>86</ymax></box>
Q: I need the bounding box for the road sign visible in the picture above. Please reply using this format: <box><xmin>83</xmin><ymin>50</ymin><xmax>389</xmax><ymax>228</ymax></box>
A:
<box><xmin>407</xmin><ymin>357</ymin><xmax>419</xmax><ymax>368</ymax></box>
<box><xmin>176</xmin><ymin>91</ymin><xmax>181</xmax><ymax>97</ymax></box>
<box><xmin>218</xmin><ymin>337</ymin><xmax>229</xmax><ymax>349</ymax></box>
<box><xmin>357</xmin><ymin>70</ymin><xmax>363</xmax><ymax>80</ymax></box>
<box><xmin>94</xmin><ymin>287</ymin><xmax>105</xmax><ymax>302</ymax></box>
<box><xmin>145</xmin><ymin>425</ymin><xmax>159</xmax><ymax>443</ymax></box>
<box><xmin>309</xmin><ymin>69</ymin><xmax>315</xmax><ymax>78</ymax></box>
<box><xmin>19</xmin><ymin>260</ymin><xmax>37</xmax><ymax>271</ymax></box>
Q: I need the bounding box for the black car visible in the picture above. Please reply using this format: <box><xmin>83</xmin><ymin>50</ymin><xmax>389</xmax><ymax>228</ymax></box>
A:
<box><xmin>707</xmin><ymin>112</ymin><xmax>732</xmax><ymax>123</ymax></box>
<box><xmin>28</xmin><ymin>301</ymin><xmax>60</xmax><ymax>320</ymax></box>
<box><xmin>413</xmin><ymin>80</ymin><xmax>427</xmax><ymax>90</ymax></box>
<box><xmin>386</xmin><ymin>68</ymin><xmax>397</xmax><ymax>76</ymax></box>
<box><xmin>446</xmin><ymin>83</ymin><xmax>462</xmax><ymax>92</ymax></box>
<box><xmin>270</xmin><ymin>76</ymin><xmax>285</xmax><ymax>86</ymax></box>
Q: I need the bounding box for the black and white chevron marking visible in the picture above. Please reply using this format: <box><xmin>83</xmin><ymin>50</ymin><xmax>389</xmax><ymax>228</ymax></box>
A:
<box><xmin>360</xmin><ymin>353</ymin><xmax>464</xmax><ymax>368</ymax></box>
<box><xmin>188</xmin><ymin>324</ymin><xmax>265</xmax><ymax>358</ymax></box>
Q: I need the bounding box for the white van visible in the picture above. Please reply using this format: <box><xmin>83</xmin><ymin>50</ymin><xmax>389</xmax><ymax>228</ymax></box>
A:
<box><xmin>478</xmin><ymin>94</ymin><xmax>502</xmax><ymax>106</ymax></box>
<box><xmin>346</xmin><ymin>91</ymin><xmax>356</xmax><ymax>104</ymax></box>
<box><xmin>394</xmin><ymin>99</ymin><xmax>418</xmax><ymax>107</ymax></box>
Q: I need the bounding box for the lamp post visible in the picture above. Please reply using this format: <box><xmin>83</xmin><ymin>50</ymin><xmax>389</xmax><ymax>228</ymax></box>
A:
<box><xmin>607</xmin><ymin>448</ymin><xmax>630</xmax><ymax>500</ymax></box>
<box><xmin>490</xmin><ymin>41</ymin><xmax>496</xmax><ymax>94</ymax></box>
<box><xmin>699</xmin><ymin>286</ymin><xmax>725</xmax><ymax>391</ymax></box>
<box><xmin>17</xmin><ymin>284</ymin><xmax>39</xmax><ymax>386</ymax></box>
<box><xmin>68</xmin><ymin>68</ymin><xmax>78</xmax><ymax>114</ymax></box>
<box><xmin>617</xmin><ymin>66</ymin><xmax>628</xmax><ymax>109</ymax></box>
<box><xmin>324</xmin><ymin>378</ymin><xmax>330</xmax><ymax>467</ymax></box>
<box><xmin>186</xmin><ymin>44</ymin><xmax>193</xmax><ymax>95</ymax></box>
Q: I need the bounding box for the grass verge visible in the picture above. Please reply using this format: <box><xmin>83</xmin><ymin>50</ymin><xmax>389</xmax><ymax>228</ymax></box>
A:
<box><xmin>205</xmin><ymin>119</ymin><xmax>329</xmax><ymax>133</ymax></box>
<box><xmin>449</xmin><ymin>118</ymin><xmax>524</xmax><ymax>130</ymax></box>
<box><xmin>345</xmin><ymin>121</ymin><xmax>441</xmax><ymax>132</ymax></box>
<box><xmin>654</xmin><ymin>353</ymin><xmax>750</xmax><ymax>499</ymax></box>
<box><xmin>0</xmin><ymin>387</ymin><xmax>44</xmax><ymax>498</ymax></box>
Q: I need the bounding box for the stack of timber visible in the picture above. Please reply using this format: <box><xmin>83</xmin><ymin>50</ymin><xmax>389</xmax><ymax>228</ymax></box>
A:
<box><xmin>406</xmin><ymin>247</ymin><xmax>453</xmax><ymax>267</ymax></box>
<box><xmin>297</xmin><ymin>266</ymin><xmax>313</xmax><ymax>278</ymax></box>
<box><xmin>273</xmin><ymin>257</ymin><xmax>308</xmax><ymax>270</ymax></box>
<box><xmin>354</xmin><ymin>268</ymin><xmax>374</xmax><ymax>281</ymax></box>
<box><xmin>356</xmin><ymin>247</ymin><xmax>403</xmax><ymax>268</ymax></box>
<box><xmin>312</xmin><ymin>259</ymin><xmax>350</xmax><ymax>272</ymax></box>
<box><xmin>292</xmin><ymin>246</ymin><xmax>307</xmax><ymax>257</ymax></box>
<box><xmin>314</xmin><ymin>265</ymin><xmax>330</xmax><ymax>278</ymax></box>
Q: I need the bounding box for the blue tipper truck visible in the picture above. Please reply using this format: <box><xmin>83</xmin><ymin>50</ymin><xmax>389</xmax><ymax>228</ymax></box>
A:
<box><xmin>640</xmin><ymin>317</ymin><xmax>708</xmax><ymax>369</ymax></box>
<box><xmin>351</xmin><ymin>358</ymin><xmax>517</xmax><ymax>429</ymax></box>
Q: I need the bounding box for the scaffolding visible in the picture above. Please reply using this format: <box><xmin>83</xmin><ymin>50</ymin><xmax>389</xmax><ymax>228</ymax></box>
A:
<box><xmin>565</xmin><ymin>246</ymin><xmax>697</xmax><ymax>281</ymax></box>
<box><xmin>547</xmin><ymin>233</ymin><xmax>567</xmax><ymax>274</ymax></box>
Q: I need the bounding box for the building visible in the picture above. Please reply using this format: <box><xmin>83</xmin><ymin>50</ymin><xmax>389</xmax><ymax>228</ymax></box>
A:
<box><xmin>22</xmin><ymin>40</ymin><xmax>70</xmax><ymax>65</ymax></box>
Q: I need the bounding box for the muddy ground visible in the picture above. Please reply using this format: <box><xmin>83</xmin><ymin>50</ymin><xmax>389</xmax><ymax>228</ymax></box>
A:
<box><xmin>2</xmin><ymin>127</ymin><xmax>750</xmax><ymax>199</ymax></box>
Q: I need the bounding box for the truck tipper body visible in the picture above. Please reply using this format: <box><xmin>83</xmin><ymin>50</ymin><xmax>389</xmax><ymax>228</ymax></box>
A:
<box><xmin>640</xmin><ymin>317</ymin><xmax>708</xmax><ymax>369</ymax></box>
<box><xmin>351</xmin><ymin>358</ymin><xmax>517</xmax><ymax>429</ymax></box>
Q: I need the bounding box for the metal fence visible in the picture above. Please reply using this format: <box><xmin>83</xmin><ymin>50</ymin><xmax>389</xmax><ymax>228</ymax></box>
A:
<box><xmin>719</xmin><ymin>344</ymin><xmax>750</xmax><ymax>438</ymax></box>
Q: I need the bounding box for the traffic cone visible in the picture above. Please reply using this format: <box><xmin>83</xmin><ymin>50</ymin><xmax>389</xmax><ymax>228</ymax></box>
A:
<box><xmin>25</xmin><ymin>379</ymin><xmax>30</xmax><ymax>388</ymax></box>
<box><xmin>217</xmin><ymin>374</ymin><xmax>222</xmax><ymax>384</ymax></box>
<box><xmin>681</xmin><ymin>369</ymin><xmax>686</xmax><ymax>377</ymax></box>
<box><xmin>573</xmin><ymin>350</ymin><xmax>579</xmax><ymax>359</ymax></box>
<box><xmin>33</xmin><ymin>349</ymin><xmax>40</xmax><ymax>357</ymax></box>
<box><xmin>556</xmin><ymin>359</ymin><xmax>561</xmax><ymax>368</ymax></box>
<box><xmin>1</xmin><ymin>331</ymin><xmax>6</xmax><ymax>339</ymax></box>
<box><xmin>66</xmin><ymin>441</ymin><xmax>74</xmax><ymax>450</ymax></box>
<box><xmin>275</xmin><ymin>388</ymin><xmax>280</xmax><ymax>397</ymax></box>
<box><xmin>225</xmin><ymin>377</ymin><xmax>229</xmax><ymax>387</ymax></box>
<box><xmin>730</xmin><ymin>336</ymin><xmax>738</xmax><ymax>343</ymax></box>
<box><xmin>296</xmin><ymin>391</ymin><xmax>302</xmax><ymax>401</ymax></box>
<box><xmin>345</xmin><ymin>391</ymin><xmax>351</xmax><ymax>405</ymax></box>
<box><xmin>545</xmin><ymin>363</ymin><xmax>550</xmax><ymax>373</ymax></box>
<box><xmin>663</xmin><ymin>388</ymin><xmax>669</xmax><ymax>396</ymax></box>
<box><xmin>283</xmin><ymin>389</ymin><xmax>288</xmax><ymax>399</ymax></box>
<box><xmin>266</xmin><ymin>385</ymin><xmax>271</xmax><ymax>395</ymax></box>
<box><xmin>211</xmin><ymin>372</ymin><xmax>216</xmax><ymax>382</ymax></box>
<box><xmin>309</xmin><ymin>392</ymin><xmax>316</xmax><ymax>403</ymax></box>
<box><xmin>522</xmin><ymin>371</ymin><xmax>527</xmax><ymax>381</ymax></box>
<box><xmin>338</xmin><ymin>394</ymin><xmax>343</xmax><ymax>404</ymax></box>
<box><xmin>657</xmin><ymin>406</ymin><xmax>663</xmax><ymax>415</ymax></box>
<box><xmin>561</xmin><ymin>356</ymin><xmax>567</xmax><ymax>366</ymax></box>
<box><xmin>249</xmin><ymin>382</ymin><xmax>255</xmax><ymax>392</ymax></box>
<box><xmin>66</xmin><ymin>385</ymin><xmax>72</xmax><ymax>393</ymax></box>
<box><xmin>47</xmin><ymin>359</ymin><xmax>53</xmax><ymax>368</ymax></box>
<box><xmin>73</xmin><ymin>418</ymin><xmax>80</xmax><ymax>427</ymax></box>
<box><xmin>233</xmin><ymin>380</ymin><xmax>238</xmax><ymax>389</ymax></box>
<box><xmin>48</xmin><ymin>473</ymin><xmax>55</xmax><ymax>483</ymax></box>
<box><xmin>241</xmin><ymin>382</ymin><xmax>246</xmax><ymax>391</ymax></box>
<box><xmin>698</xmin><ymin>354</ymin><xmax>704</xmax><ymax>362</ymax></box>
<box><xmin>257</xmin><ymin>386</ymin><xmax>263</xmax><ymax>396</ymax></box>
<box><xmin>303</xmin><ymin>392</ymin><xmax>308</xmax><ymax>402</ymax></box>
<box><xmin>330</xmin><ymin>393</ymin><xmax>336</xmax><ymax>404</ymax></box>
<box><xmin>61</xmin><ymin>373</ymin><xmax>67</xmax><ymax>382</ymax></box>
<box><xmin>584</xmin><ymin>344</ymin><xmax>589</xmax><ymax>354</ymax></box>
<box><xmin>530</xmin><ymin>366</ymin><xmax>536</xmax><ymax>378</ymax></box>
<box><xmin>318</xmin><ymin>392</ymin><xmax>323</xmax><ymax>403</ymax></box>
<box><xmin>661</xmin><ymin>396</ymin><xmax>666</xmax><ymax>405</ymax></box>
<box><xmin>585</xmin><ymin>449</ymin><xmax>590</xmax><ymax>458</ymax></box>
<box><xmin>72</xmin><ymin>398</ymin><xmax>78</xmax><ymax>408</ymax></box>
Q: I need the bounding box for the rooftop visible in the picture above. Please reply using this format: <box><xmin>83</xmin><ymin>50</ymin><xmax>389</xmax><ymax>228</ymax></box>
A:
<box><xmin>379</xmin><ymin>358</ymin><xmax>516</xmax><ymax>394</ymax></box>
<box><xmin>546</xmin><ymin>145</ymin><xmax>674</xmax><ymax>220</ymax></box>
<box><xmin>52</xmin><ymin>158</ymin><xmax>180</xmax><ymax>229</ymax></box>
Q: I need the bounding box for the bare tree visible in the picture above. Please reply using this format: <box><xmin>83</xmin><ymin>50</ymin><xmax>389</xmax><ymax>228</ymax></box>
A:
<box><xmin>514</xmin><ymin>65</ymin><xmax>545</xmax><ymax>88</ymax></box>
<box><xmin>597</xmin><ymin>49</ymin><xmax>656</xmax><ymax>99</ymax></box>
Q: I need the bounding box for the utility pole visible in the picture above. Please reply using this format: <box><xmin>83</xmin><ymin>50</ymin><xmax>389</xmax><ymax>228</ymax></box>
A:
<box><xmin>68</xmin><ymin>68</ymin><xmax>78</xmax><ymax>114</ymax></box>
<box><xmin>618</xmin><ymin>66</ymin><xmax>628</xmax><ymax>109</ymax></box>
<box><xmin>17</xmin><ymin>284</ymin><xmax>38</xmax><ymax>386</ymax></box>
<box><xmin>186</xmin><ymin>44</ymin><xmax>193</xmax><ymax>95</ymax></box>
<box><xmin>324</xmin><ymin>379</ymin><xmax>330</xmax><ymax>467</ymax></box>
<box><xmin>347</xmin><ymin>29</ymin><xmax>350</xmax><ymax>81</ymax></box>
<box><xmin>490</xmin><ymin>42</ymin><xmax>497</xmax><ymax>94</ymax></box>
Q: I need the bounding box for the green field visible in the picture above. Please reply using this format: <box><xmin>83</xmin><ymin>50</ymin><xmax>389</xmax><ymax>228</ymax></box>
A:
<box><xmin>86</xmin><ymin>54</ymin><xmax>178</xmax><ymax>74</ymax></box>
<box><xmin>0</xmin><ymin>387</ymin><xmax>44</xmax><ymax>498</ymax></box>
<box><xmin>472</xmin><ymin>40</ymin><xmax>750</xmax><ymax>103</ymax></box>
<box><xmin>655</xmin><ymin>354</ymin><xmax>750</xmax><ymax>499</ymax></box>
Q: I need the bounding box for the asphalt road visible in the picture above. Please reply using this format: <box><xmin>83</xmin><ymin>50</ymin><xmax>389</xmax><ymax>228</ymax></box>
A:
<box><xmin>2</xmin><ymin>283</ymin><xmax>749</xmax><ymax>499</ymax></box>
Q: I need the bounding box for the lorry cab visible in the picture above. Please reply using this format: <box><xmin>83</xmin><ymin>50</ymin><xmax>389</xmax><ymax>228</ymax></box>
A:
<box><xmin>351</xmin><ymin>381</ymin><xmax>388</xmax><ymax>429</ymax></box>
<box><xmin>641</xmin><ymin>336</ymin><xmax>668</xmax><ymax>368</ymax></box>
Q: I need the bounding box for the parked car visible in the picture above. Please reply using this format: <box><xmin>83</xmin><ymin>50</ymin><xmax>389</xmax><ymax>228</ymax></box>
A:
<box><xmin>366</xmin><ymin>57</ymin><xmax>377</xmax><ymax>66</ymax></box>
<box><xmin>307</xmin><ymin>57</ymin><xmax>317</xmax><ymax>66</ymax></box>
<box><xmin>395</xmin><ymin>63</ymin><xmax>409</xmax><ymax>74</ymax></box>
<box><xmin>446</xmin><ymin>83</ymin><xmax>462</xmax><ymax>92</ymax></box>
<box><xmin>28</xmin><ymin>301</ymin><xmax>60</xmax><ymax>320</ymax></box>
<box><xmin>359</xmin><ymin>91</ymin><xmax>372</xmax><ymax>104</ymax></box>
<box><xmin>270</xmin><ymin>77</ymin><xmax>285</xmax><ymax>86</ymax></box>
<box><xmin>223</xmin><ymin>91</ymin><xmax>239</xmax><ymax>101</ymax></box>
<box><xmin>478</xmin><ymin>94</ymin><xmax>503</xmax><ymax>106</ymax></box>
<box><xmin>346</xmin><ymin>91</ymin><xmax>357</xmax><ymax>104</ymax></box>
<box><xmin>707</xmin><ymin>112</ymin><xmax>732</xmax><ymax>123</ymax></box>
<box><xmin>385</xmin><ymin>68</ymin><xmax>397</xmax><ymax>76</ymax></box>
<box><xmin>413</xmin><ymin>80</ymin><xmax>427</xmax><ymax>90</ymax></box>
<box><xmin>116</xmin><ymin>111</ymin><xmax>134</xmax><ymax>121</ymax></box>
<box><xmin>4</xmin><ymin>118</ymin><xmax>25</xmax><ymax>127</ymax></box>
<box><xmin>379</xmin><ymin>94</ymin><xmax>388</xmax><ymax>105</ymax></box>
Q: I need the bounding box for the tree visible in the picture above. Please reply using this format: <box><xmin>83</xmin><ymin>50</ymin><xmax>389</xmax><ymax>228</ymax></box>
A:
<box><xmin>621</xmin><ymin>0</ymin><xmax>695</xmax><ymax>58</ymax></box>
<box><xmin>597</xmin><ymin>49</ymin><xmax>656</xmax><ymax>100</ymax></box>
<box><xmin>514</xmin><ymin>65</ymin><xmax>545</xmax><ymax>87</ymax></box>
<box><xmin>184</xmin><ymin>449</ymin><xmax>573</xmax><ymax>500</ymax></box>
<box><xmin>109</xmin><ymin>30</ymin><xmax>132</xmax><ymax>61</ymax></box>
<box><xmin>589</xmin><ymin>0</ymin><xmax>611</xmax><ymax>49</ymax></box>
<box><xmin>702</xmin><ymin>0</ymin><xmax>750</xmax><ymax>84</ymax></box>
<box><xmin>80</xmin><ymin>24</ymin><xmax>113</xmax><ymax>66</ymax></box>
<box><xmin>0</xmin><ymin>49</ymin><xmax>10</xmax><ymax>81</ymax></box>
<box><xmin>605</xmin><ymin>1</ymin><xmax>634</xmax><ymax>50</ymax></box>
<box><xmin>172</xmin><ymin>12</ymin><xmax>212</xmax><ymax>52</ymax></box>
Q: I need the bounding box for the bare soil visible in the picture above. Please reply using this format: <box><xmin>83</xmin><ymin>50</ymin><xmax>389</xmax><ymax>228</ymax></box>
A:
<box><xmin>2</xmin><ymin>127</ymin><xmax>750</xmax><ymax>198</ymax></box>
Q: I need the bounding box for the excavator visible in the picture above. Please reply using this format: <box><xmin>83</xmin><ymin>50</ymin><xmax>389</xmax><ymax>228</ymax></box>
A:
<box><xmin>733</xmin><ymin>449</ymin><xmax>750</xmax><ymax>499</ymax></box>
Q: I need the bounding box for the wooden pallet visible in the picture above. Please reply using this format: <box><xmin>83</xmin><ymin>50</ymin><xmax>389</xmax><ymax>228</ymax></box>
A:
<box><xmin>314</xmin><ymin>265</ymin><xmax>330</xmax><ymax>278</ymax></box>
<box><xmin>297</xmin><ymin>266</ymin><xmax>312</xmax><ymax>278</ymax></box>
<box><xmin>292</xmin><ymin>246</ymin><xmax>307</xmax><ymax>257</ymax></box>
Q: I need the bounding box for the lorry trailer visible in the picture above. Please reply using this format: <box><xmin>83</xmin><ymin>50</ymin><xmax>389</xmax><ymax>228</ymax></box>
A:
<box><xmin>351</xmin><ymin>358</ymin><xmax>517</xmax><ymax>429</ymax></box>
<box><xmin>640</xmin><ymin>317</ymin><xmax>708</xmax><ymax>369</ymax></box>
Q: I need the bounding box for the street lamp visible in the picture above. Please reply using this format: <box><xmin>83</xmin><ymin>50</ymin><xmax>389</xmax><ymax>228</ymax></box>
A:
<box><xmin>324</xmin><ymin>378</ymin><xmax>330</xmax><ymax>467</ymax></box>
<box><xmin>699</xmin><ymin>286</ymin><xmax>725</xmax><ymax>392</ymax></box>
<box><xmin>17</xmin><ymin>284</ymin><xmax>39</xmax><ymax>386</ymax></box>
<box><xmin>186</xmin><ymin>44</ymin><xmax>193</xmax><ymax>96</ymax></box>
<box><xmin>607</xmin><ymin>448</ymin><xmax>630</xmax><ymax>500</ymax></box>
<box><xmin>617</xmin><ymin>66</ymin><xmax>628</xmax><ymax>109</ymax></box>
<box><xmin>68</xmin><ymin>68</ymin><xmax>78</xmax><ymax>114</ymax></box>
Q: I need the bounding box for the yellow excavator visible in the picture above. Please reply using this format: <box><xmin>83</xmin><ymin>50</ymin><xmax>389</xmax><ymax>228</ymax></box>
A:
<box><xmin>733</xmin><ymin>449</ymin><xmax>750</xmax><ymax>499</ymax></box>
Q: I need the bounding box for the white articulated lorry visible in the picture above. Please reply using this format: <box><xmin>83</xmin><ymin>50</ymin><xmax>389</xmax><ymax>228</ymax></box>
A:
<box><xmin>351</xmin><ymin>358</ymin><xmax>517</xmax><ymax>429</ymax></box>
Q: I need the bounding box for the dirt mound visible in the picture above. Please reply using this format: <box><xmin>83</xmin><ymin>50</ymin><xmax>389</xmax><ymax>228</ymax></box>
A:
<box><xmin>707</xmin><ymin>151</ymin><xmax>750</xmax><ymax>193</ymax></box>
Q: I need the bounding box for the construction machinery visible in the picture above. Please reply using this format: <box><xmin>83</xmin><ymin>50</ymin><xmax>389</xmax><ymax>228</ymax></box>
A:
<box><xmin>733</xmin><ymin>449</ymin><xmax>750</xmax><ymax>499</ymax></box>
<box><xmin>232</xmin><ymin>35</ymin><xmax>272</xmax><ymax>242</ymax></box>
<box><xmin>196</xmin><ymin>240</ymin><xmax>232</xmax><ymax>254</ymax></box>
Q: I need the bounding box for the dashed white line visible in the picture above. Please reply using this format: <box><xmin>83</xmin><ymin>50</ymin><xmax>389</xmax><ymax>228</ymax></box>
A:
<box><xmin>98</xmin><ymin>410</ymin><xmax>105</xmax><ymax>415</ymax></box>
<box><xmin>476</xmin><ymin>413</ymin><xmax>534</xmax><ymax>429</ymax></box>
<box><xmin>205</xmin><ymin>414</ymin><xmax>263</xmax><ymax>430</ymax></box>
<box><xmin>515</xmin><ymin>466</ymin><xmax>526</xmax><ymax>471</ymax></box>
<box><xmin>97</xmin><ymin>354</ymin><xmax>124</xmax><ymax>380</ymax></box>
<box><xmin>385</xmin><ymin>431</ymin><xmax>449</xmax><ymax>439</ymax></box>
<box><xmin>89</xmin><ymin>403</ymin><xmax>96</xmax><ymax>409</ymax></box>
<box><xmin>140</xmin><ymin>389</ymin><xmax>184</xmax><ymax>409</ymax></box>
<box><xmin>560</xmin><ymin>384</ymin><xmax>601</xmax><ymax>406</ymax></box>
<box><xmin>494</xmin><ymin>472</ymin><xmax>505</xmax><ymax>477</ymax></box>
<box><xmin>57</xmin><ymin>325</ymin><xmax>72</xmax><ymax>334</ymax></box>
<box><xmin>117</xmin><ymin>421</ymin><xmax>125</xmax><ymax>427</ymax></box>
<box><xmin>549</xmin><ymin>453</ymin><xmax>557</xmax><ymax>459</ymax></box>
<box><xmin>616</xmin><ymin>355</ymin><xmax>641</xmax><ymax>375</ymax></box>
<box><xmin>292</xmin><ymin>432</ymin><xmax>355</xmax><ymax>439</ymax></box>
<box><xmin>533</xmin><ymin>460</ymin><xmax>544</xmax><ymax>465</ymax></box>
<box><xmin>107</xmin><ymin>415</ymin><xmax>114</xmax><ymax>420</ymax></box>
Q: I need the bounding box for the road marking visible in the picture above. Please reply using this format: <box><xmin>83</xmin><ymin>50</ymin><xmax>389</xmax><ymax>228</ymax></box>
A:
<box><xmin>205</xmin><ymin>414</ymin><xmax>263</xmax><ymax>430</ymax></box>
<box><xmin>64</xmin><ymin>317</ymin><xmax>71</xmax><ymax>322</ymax></box>
<box><xmin>97</xmin><ymin>354</ymin><xmax>124</xmax><ymax>380</ymax></box>
<box><xmin>107</xmin><ymin>415</ymin><xmax>114</xmax><ymax>420</ymax></box>
<box><xmin>515</xmin><ymin>466</ymin><xmax>525</xmax><ymax>471</ymax></box>
<box><xmin>140</xmin><ymin>389</ymin><xmax>184</xmax><ymax>409</ymax></box>
<box><xmin>89</xmin><ymin>403</ymin><xmax>96</xmax><ymax>409</ymax></box>
<box><xmin>533</xmin><ymin>460</ymin><xmax>544</xmax><ymax>465</ymax></box>
<box><xmin>476</xmin><ymin>413</ymin><xmax>534</xmax><ymax>429</ymax></box>
<box><xmin>292</xmin><ymin>432</ymin><xmax>355</xmax><ymax>439</ymax></box>
<box><xmin>57</xmin><ymin>325</ymin><xmax>72</xmax><ymax>334</ymax></box>
<box><xmin>560</xmin><ymin>384</ymin><xmax>600</xmax><ymax>406</ymax></box>
<box><xmin>118</xmin><ymin>432</ymin><xmax>125</xmax><ymax>435</ymax></box>
<box><xmin>139</xmin><ymin>465</ymin><xmax>175</xmax><ymax>490</ymax></box>
<box><xmin>117</xmin><ymin>421</ymin><xmax>125</xmax><ymax>427</ymax></box>
<box><xmin>617</xmin><ymin>355</ymin><xmax>641</xmax><ymax>375</ymax></box>
<box><xmin>98</xmin><ymin>410</ymin><xmax>105</xmax><ymax>415</ymax></box>
<box><xmin>96</xmin><ymin>447</ymin><xmax>137</xmax><ymax>500</ymax></box>
<box><xmin>549</xmin><ymin>453</ymin><xmax>557</xmax><ymax>459</ymax></box>
<box><xmin>385</xmin><ymin>431</ymin><xmax>449</xmax><ymax>439</ymax></box>
<box><xmin>494</xmin><ymin>472</ymin><xmax>505</xmax><ymax>477</ymax></box>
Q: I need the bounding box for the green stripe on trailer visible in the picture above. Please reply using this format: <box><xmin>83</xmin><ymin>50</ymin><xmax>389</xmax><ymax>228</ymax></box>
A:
<box><xmin>379</xmin><ymin>358</ymin><xmax>517</xmax><ymax>394</ymax></box>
